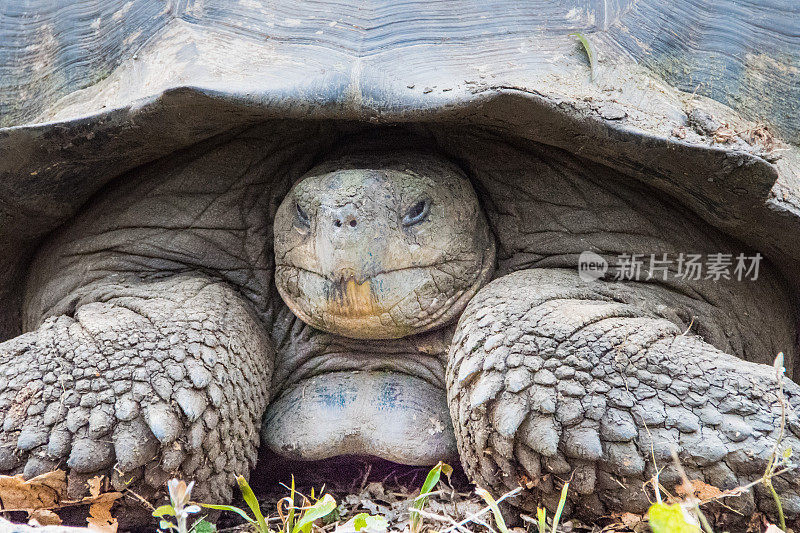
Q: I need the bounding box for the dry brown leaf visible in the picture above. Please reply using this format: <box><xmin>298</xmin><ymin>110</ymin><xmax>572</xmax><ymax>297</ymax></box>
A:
<box><xmin>676</xmin><ymin>479</ymin><xmax>725</xmax><ymax>501</ymax></box>
<box><xmin>87</xmin><ymin>476</ymin><xmax>104</xmax><ymax>499</ymax></box>
<box><xmin>0</xmin><ymin>470</ymin><xmax>67</xmax><ymax>511</ymax></box>
<box><xmin>86</xmin><ymin>493</ymin><xmax>120</xmax><ymax>533</ymax></box>
<box><xmin>0</xmin><ymin>469</ymin><xmax>122</xmax><ymax>525</ymax></box>
<box><xmin>620</xmin><ymin>512</ymin><xmax>643</xmax><ymax>528</ymax></box>
<box><xmin>28</xmin><ymin>508</ymin><xmax>62</xmax><ymax>526</ymax></box>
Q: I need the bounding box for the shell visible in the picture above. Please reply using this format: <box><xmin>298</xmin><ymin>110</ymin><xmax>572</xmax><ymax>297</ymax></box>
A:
<box><xmin>0</xmin><ymin>0</ymin><xmax>799</xmax><ymax>339</ymax></box>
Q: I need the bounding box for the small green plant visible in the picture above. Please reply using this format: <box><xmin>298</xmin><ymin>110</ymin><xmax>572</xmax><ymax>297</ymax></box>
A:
<box><xmin>287</xmin><ymin>493</ymin><xmax>337</xmax><ymax>533</ymax></box>
<box><xmin>153</xmin><ymin>479</ymin><xmax>202</xmax><ymax>533</ymax></box>
<box><xmin>764</xmin><ymin>352</ymin><xmax>789</xmax><ymax>530</ymax></box>
<box><xmin>569</xmin><ymin>32</ymin><xmax>596</xmax><ymax>80</ymax></box>
<box><xmin>200</xmin><ymin>476</ymin><xmax>270</xmax><ymax>533</ymax></box>
<box><xmin>199</xmin><ymin>475</ymin><xmax>337</xmax><ymax>533</ymax></box>
<box><xmin>409</xmin><ymin>461</ymin><xmax>452</xmax><ymax>533</ymax></box>
<box><xmin>276</xmin><ymin>476</ymin><xmax>338</xmax><ymax>533</ymax></box>
<box><xmin>533</xmin><ymin>481</ymin><xmax>569</xmax><ymax>533</ymax></box>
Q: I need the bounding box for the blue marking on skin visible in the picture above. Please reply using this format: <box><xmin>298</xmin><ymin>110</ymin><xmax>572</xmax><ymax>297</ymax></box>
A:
<box><xmin>317</xmin><ymin>383</ymin><xmax>355</xmax><ymax>410</ymax></box>
<box><xmin>377</xmin><ymin>379</ymin><xmax>401</xmax><ymax>410</ymax></box>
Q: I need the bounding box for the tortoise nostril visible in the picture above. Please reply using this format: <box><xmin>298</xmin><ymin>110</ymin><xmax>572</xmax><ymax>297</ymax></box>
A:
<box><xmin>334</xmin><ymin>219</ymin><xmax>342</xmax><ymax>227</ymax></box>
<box><xmin>349</xmin><ymin>219</ymin><xmax>357</xmax><ymax>227</ymax></box>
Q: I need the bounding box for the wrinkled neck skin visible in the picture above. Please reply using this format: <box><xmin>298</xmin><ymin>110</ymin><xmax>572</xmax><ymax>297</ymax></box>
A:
<box><xmin>265</xmin><ymin>308</ymin><xmax>460</xmax><ymax>464</ymax></box>
<box><xmin>265</xmin><ymin>149</ymin><xmax>496</xmax><ymax>465</ymax></box>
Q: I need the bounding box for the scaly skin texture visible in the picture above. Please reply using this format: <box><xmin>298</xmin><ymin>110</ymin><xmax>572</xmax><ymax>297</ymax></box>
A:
<box><xmin>0</xmin><ymin>275</ymin><xmax>272</xmax><ymax>504</ymax></box>
<box><xmin>447</xmin><ymin>269</ymin><xmax>800</xmax><ymax>522</ymax></box>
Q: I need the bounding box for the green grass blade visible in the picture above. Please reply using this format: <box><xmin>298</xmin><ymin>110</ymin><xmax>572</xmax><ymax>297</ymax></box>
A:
<box><xmin>286</xmin><ymin>475</ymin><xmax>296</xmax><ymax>533</ymax></box>
<box><xmin>236</xmin><ymin>476</ymin><xmax>269</xmax><ymax>533</ymax></box>
<box><xmin>551</xmin><ymin>482</ymin><xmax>569</xmax><ymax>533</ymax></box>
<box><xmin>292</xmin><ymin>494</ymin><xmax>337</xmax><ymax>533</ymax></box>
<box><xmin>199</xmin><ymin>503</ymin><xmax>255</xmax><ymax>524</ymax></box>
<box><xmin>568</xmin><ymin>32</ymin><xmax>596</xmax><ymax>80</ymax></box>
<box><xmin>475</xmin><ymin>488</ymin><xmax>510</xmax><ymax>533</ymax></box>
<box><xmin>410</xmin><ymin>462</ymin><xmax>452</xmax><ymax>532</ymax></box>
<box><xmin>536</xmin><ymin>507</ymin><xmax>547</xmax><ymax>533</ymax></box>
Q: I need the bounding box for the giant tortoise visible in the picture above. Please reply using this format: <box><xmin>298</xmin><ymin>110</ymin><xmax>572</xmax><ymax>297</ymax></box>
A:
<box><xmin>1</xmin><ymin>0</ymin><xmax>800</xmax><ymax>527</ymax></box>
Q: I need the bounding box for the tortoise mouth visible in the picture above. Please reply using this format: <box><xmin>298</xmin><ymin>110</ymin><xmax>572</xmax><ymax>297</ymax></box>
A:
<box><xmin>275</xmin><ymin>264</ymin><xmax>472</xmax><ymax>339</ymax></box>
<box><xmin>260</xmin><ymin>370</ymin><xmax>457</xmax><ymax>466</ymax></box>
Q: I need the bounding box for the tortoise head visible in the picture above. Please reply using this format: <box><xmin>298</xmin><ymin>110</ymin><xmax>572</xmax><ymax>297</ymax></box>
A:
<box><xmin>274</xmin><ymin>149</ymin><xmax>495</xmax><ymax>339</ymax></box>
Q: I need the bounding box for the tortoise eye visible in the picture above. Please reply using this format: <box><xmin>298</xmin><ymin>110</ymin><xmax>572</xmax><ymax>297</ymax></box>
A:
<box><xmin>403</xmin><ymin>199</ymin><xmax>430</xmax><ymax>226</ymax></box>
<box><xmin>296</xmin><ymin>202</ymin><xmax>310</xmax><ymax>227</ymax></box>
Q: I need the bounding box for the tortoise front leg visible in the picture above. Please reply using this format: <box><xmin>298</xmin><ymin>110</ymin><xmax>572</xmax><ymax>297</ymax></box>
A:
<box><xmin>0</xmin><ymin>275</ymin><xmax>273</xmax><ymax>504</ymax></box>
<box><xmin>447</xmin><ymin>269</ymin><xmax>800</xmax><ymax>523</ymax></box>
